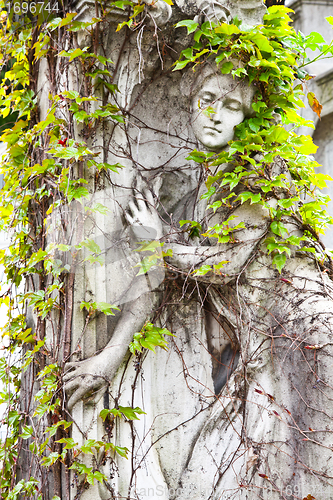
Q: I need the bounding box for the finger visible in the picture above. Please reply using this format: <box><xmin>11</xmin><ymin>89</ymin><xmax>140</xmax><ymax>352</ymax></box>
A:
<box><xmin>63</xmin><ymin>362</ymin><xmax>82</xmax><ymax>380</ymax></box>
<box><xmin>128</xmin><ymin>200</ymin><xmax>139</xmax><ymax>217</ymax></box>
<box><xmin>65</xmin><ymin>361</ymin><xmax>78</xmax><ymax>367</ymax></box>
<box><xmin>64</xmin><ymin>361</ymin><xmax>80</xmax><ymax>371</ymax></box>
<box><xmin>125</xmin><ymin>211</ymin><xmax>135</xmax><ymax>225</ymax></box>
<box><xmin>63</xmin><ymin>369</ymin><xmax>79</xmax><ymax>383</ymax></box>
<box><xmin>67</xmin><ymin>381</ymin><xmax>105</xmax><ymax>411</ymax></box>
<box><xmin>137</xmin><ymin>194</ymin><xmax>148</xmax><ymax>212</ymax></box>
<box><xmin>153</xmin><ymin>177</ymin><xmax>163</xmax><ymax>196</ymax></box>
<box><xmin>67</xmin><ymin>386</ymin><xmax>87</xmax><ymax>411</ymax></box>
<box><xmin>144</xmin><ymin>189</ymin><xmax>155</xmax><ymax>207</ymax></box>
<box><xmin>63</xmin><ymin>377</ymin><xmax>80</xmax><ymax>394</ymax></box>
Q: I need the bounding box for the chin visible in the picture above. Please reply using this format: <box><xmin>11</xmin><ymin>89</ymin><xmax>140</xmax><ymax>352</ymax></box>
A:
<box><xmin>199</xmin><ymin>134</ymin><xmax>227</xmax><ymax>152</ymax></box>
<box><xmin>202</xmin><ymin>141</ymin><xmax>226</xmax><ymax>152</ymax></box>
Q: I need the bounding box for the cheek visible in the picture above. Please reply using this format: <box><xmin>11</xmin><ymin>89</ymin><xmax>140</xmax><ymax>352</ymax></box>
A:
<box><xmin>191</xmin><ymin>109</ymin><xmax>206</xmax><ymax>132</ymax></box>
<box><xmin>228</xmin><ymin>111</ymin><xmax>245</xmax><ymax>128</ymax></box>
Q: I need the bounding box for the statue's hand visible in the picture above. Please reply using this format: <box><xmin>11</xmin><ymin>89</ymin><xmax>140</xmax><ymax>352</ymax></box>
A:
<box><xmin>197</xmin><ymin>0</ymin><xmax>230</xmax><ymax>24</ymax></box>
<box><xmin>126</xmin><ymin>189</ymin><xmax>163</xmax><ymax>240</ymax></box>
<box><xmin>63</xmin><ymin>355</ymin><xmax>109</xmax><ymax>411</ymax></box>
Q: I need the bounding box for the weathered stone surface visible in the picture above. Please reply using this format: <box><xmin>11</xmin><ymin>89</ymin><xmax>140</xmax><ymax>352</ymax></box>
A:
<box><xmin>59</xmin><ymin>2</ymin><xmax>333</xmax><ymax>499</ymax></box>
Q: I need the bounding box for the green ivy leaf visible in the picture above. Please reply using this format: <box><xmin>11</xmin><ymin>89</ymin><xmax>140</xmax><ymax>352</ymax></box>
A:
<box><xmin>221</xmin><ymin>61</ymin><xmax>233</xmax><ymax>74</ymax></box>
<box><xmin>272</xmin><ymin>253</ymin><xmax>287</xmax><ymax>273</ymax></box>
<box><xmin>87</xmin><ymin>471</ymin><xmax>107</xmax><ymax>484</ymax></box>
<box><xmin>96</xmin><ymin>302</ymin><xmax>120</xmax><ymax>316</ymax></box>
<box><xmin>215</xmin><ymin>23</ymin><xmax>240</xmax><ymax>35</ymax></box>
<box><xmin>175</xmin><ymin>20</ymin><xmax>199</xmax><ymax>34</ymax></box>
<box><xmin>41</xmin><ymin>452</ymin><xmax>60</xmax><ymax>467</ymax></box>
<box><xmin>118</xmin><ymin>406</ymin><xmax>146</xmax><ymax>420</ymax></box>
<box><xmin>56</xmin><ymin>438</ymin><xmax>78</xmax><ymax>449</ymax></box>
<box><xmin>112</xmin><ymin>445</ymin><xmax>129</xmax><ymax>458</ymax></box>
<box><xmin>200</xmin><ymin>186</ymin><xmax>216</xmax><ymax>200</ymax></box>
<box><xmin>270</xmin><ymin>221</ymin><xmax>288</xmax><ymax>237</ymax></box>
<box><xmin>19</xmin><ymin>425</ymin><xmax>33</xmax><ymax>439</ymax></box>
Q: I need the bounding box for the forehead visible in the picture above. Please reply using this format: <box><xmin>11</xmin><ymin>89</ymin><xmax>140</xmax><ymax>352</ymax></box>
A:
<box><xmin>196</xmin><ymin>74</ymin><xmax>243</xmax><ymax>101</ymax></box>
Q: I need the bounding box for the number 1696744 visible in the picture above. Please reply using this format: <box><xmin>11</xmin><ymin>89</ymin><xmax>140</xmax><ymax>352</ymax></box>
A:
<box><xmin>6</xmin><ymin>2</ymin><xmax>59</xmax><ymax>15</ymax></box>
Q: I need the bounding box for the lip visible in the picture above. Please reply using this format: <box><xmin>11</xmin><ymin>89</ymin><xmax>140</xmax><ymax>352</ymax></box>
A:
<box><xmin>204</xmin><ymin>126</ymin><xmax>222</xmax><ymax>133</ymax></box>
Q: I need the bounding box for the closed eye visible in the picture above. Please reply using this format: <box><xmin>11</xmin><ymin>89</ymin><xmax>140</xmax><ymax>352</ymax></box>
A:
<box><xmin>224</xmin><ymin>99</ymin><xmax>242</xmax><ymax>111</ymax></box>
<box><xmin>198</xmin><ymin>92</ymin><xmax>216</xmax><ymax>107</ymax></box>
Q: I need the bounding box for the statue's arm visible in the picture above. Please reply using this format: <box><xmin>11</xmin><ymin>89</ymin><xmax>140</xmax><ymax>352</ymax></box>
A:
<box><xmin>166</xmin><ymin>238</ymin><xmax>262</xmax><ymax>281</ymax></box>
<box><xmin>166</xmin><ymin>203</ymin><xmax>271</xmax><ymax>280</ymax></box>
<box><xmin>124</xmin><ymin>189</ymin><xmax>271</xmax><ymax>281</ymax></box>
<box><xmin>64</xmin><ymin>188</ymin><xmax>164</xmax><ymax>411</ymax></box>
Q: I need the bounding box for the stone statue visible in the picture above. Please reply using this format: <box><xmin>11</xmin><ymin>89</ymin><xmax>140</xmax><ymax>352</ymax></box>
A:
<box><xmin>117</xmin><ymin>66</ymin><xmax>333</xmax><ymax>500</ymax></box>
<box><xmin>63</xmin><ymin>62</ymin><xmax>259</xmax><ymax>497</ymax></box>
<box><xmin>63</xmin><ymin>64</ymin><xmax>252</xmax><ymax>405</ymax></box>
<box><xmin>63</xmin><ymin>3</ymin><xmax>333</xmax><ymax>500</ymax></box>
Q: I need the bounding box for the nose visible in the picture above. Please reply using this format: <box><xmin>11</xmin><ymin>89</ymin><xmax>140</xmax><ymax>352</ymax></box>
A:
<box><xmin>211</xmin><ymin>101</ymin><xmax>223</xmax><ymax>124</ymax></box>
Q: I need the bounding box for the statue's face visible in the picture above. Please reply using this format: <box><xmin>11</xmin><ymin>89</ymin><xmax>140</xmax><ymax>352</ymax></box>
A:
<box><xmin>191</xmin><ymin>74</ymin><xmax>245</xmax><ymax>152</ymax></box>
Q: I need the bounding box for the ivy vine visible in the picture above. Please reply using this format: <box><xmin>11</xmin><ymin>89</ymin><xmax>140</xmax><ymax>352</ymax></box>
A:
<box><xmin>0</xmin><ymin>1</ymin><xmax>332</xmax><ymax>498</ymax></box>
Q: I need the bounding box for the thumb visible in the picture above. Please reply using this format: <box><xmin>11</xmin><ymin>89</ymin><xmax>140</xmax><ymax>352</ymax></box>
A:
<box><xmin>153</xmin><ymin>176</ymin><xmax>163</xmax><ymax>197</ymax></box>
